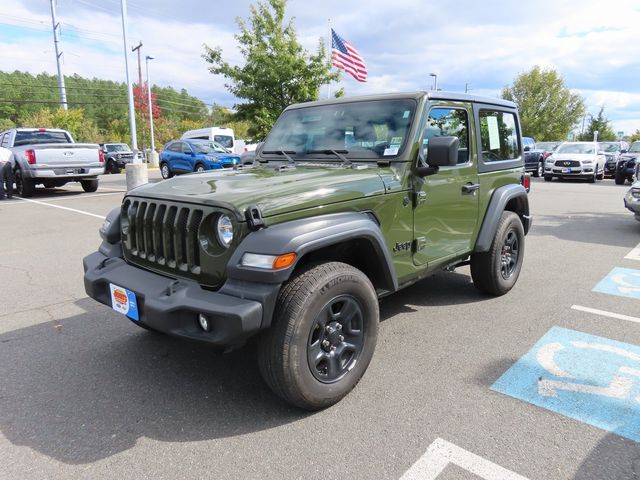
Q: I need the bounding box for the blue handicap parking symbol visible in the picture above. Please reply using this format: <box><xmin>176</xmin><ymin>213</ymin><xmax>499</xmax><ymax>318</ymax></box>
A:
<box><xmin>492</xmin><ymin>326</ymin><xmax>640</xmax><ymax>442</ymax></box>
<box><xmin>593</xmin><ymin>267</ymin><xmax>640</xmax><ymax>300</ymax></box>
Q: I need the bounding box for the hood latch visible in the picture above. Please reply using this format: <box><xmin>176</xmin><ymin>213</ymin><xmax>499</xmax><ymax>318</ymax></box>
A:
<box><xmin>245</xmin><ymin>204</ymin><xmax>266</xmax><ymax>231</ymax></box>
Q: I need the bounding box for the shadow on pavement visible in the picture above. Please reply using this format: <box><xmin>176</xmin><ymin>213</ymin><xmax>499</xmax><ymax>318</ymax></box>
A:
<box><xmin>529</xmin><ymin>212</ymin><xmax>640</xmax><ymax>248</ymax></box>
<box><xmin>0</xmin><ymin>298</ymin><xmax>306</xmax><ymax>464</ymax></box>
<box><xmin>0</xmin><ymin>270</ymin><xmax>495</xmax><ymax>465</ymax></box>
<box><xmin>576</xmin><ymin>433</ymin><xmax>640</xmax><ymax>479</ymax></box>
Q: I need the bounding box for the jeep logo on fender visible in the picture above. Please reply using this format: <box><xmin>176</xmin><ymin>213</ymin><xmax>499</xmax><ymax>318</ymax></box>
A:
<box><xmin>393</xmin><ymin>241</ymin><xmax>412</xmax><ymax>253</ymax></box>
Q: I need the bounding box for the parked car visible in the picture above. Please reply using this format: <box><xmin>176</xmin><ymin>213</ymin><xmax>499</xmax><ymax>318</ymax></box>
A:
<box><xmin>600</xmin><ymin>141</ymin><xmax>629</xmax><ymax>179</ymax></box>
<box><xmin>100</xmin><ymin>143</ymin><xmax>134</xmax><ymax>174</ymax></box>
<box><xmin>181</xmin><ymin>127</ymin><xmax>239</xmax><ymax>153</ymax></box>
<box><xmin>543</xmin><ymin>142</ymin><xmax>605</xmax><ymax>182</ymax></box>
<box><xmin>159</xmin><ymin>139</ymin><xmax>240</xmax><ymax>179</ymax></box>
<box><xmin>535</xmin><ymin>141</ymin><xmax>561</xmax><ymax>160</ymax></box>
<box><xmin>624</xmin><ymin>180</ymin><xmax>640</xmax><ymax>222</ymax></box>
<box><xmin>522</xmin><ymin>136</ymin><xmax>546</xmax><ymax>177</ymax></box>
<box><xmin>614</xmin><ymin>141</ymin><xmax>640</xmax><ymax>185</ymax></box>
<box><xmin>239</xmin><ymin>142</ymin><xmax>263</xmax><ymax>166</ymax></box>
<box><xmin>0</xmin><ymin>127</ymin><xmax>103</xmax><ymax>196</ymax></box>
<box><xmin>84</xmin><ymin>91</ymin><xmax>531</xmax><ymax>410</ymax></box>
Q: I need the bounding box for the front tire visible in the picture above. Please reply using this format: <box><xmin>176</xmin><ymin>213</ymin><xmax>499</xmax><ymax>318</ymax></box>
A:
<box><xmin>81</xmin><ymin>179</ymin><xmax>98</xmax><ymax>192</ymax></box>
<box><xmin>471</xmin><ymin>211</ymin><xmax>525</xmax><ymax>296</ymax></box>
<box><xmin>615</xmin><ymin>171</ymin><xmax>626</xmax><ymax>185</ymax></box>
<box><xmin>258</xmin><ymin>262</ymin><xmax>379</xmax><ymax>410</ymax></box>
<box><xmin>544</xmin><ymin>175</ymin><xmax>552</xmax><ymax>182</ymax></box>
<box><xmin>534</xmin><ymin>161</ymin><xmax>543</xmax><ymax>178</ymax></box>
<box><xmin>195</xmin><ymin>163</ymin><xmax>205</xmax><ymax>173</ymax></box>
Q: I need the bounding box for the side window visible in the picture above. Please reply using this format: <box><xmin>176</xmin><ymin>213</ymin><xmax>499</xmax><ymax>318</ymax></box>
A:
<box><xmin>168</xmin><ymin>142</ymin><xmax>181</xmax><ymax>153</ymax></box>
<box><xmin>0</xmin><ymin>133</ymin><xmax>8</xmax><ymax>148</ymax></box>
<box><xmin>181</xmin><ymin>143</ymin><xmax>193</xmax><ymax>154</ymax></box>
<box><xmin>422</xmin><ymin>107</ymin><xmax>469</xmax><ymax>164</ymax></box>
<box><xmin>479</xmin><ymin>110</ymin><xmax>519</xmax><ymax>161</ymax></box>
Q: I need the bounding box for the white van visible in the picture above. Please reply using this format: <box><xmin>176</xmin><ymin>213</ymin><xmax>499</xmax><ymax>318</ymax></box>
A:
<box><xmin>181</xmin><ymin>127</ymin><xmax>237</xmax><ymax>152</ymax></box>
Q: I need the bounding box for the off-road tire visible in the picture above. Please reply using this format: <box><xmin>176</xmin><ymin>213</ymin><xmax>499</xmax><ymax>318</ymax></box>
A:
<box><xmin>160</xmin><ymin>162</ymin><xmax>173</xmax><ymax>179</ymax></box>
<box><xmin>15</xmin><ymin>169</ymin><xmax>36</xmax><ymax>197</ymax></box>
<box><xmin>258</xmin><ymin>262</ymin><xmax>379</xmax><ymax>410</ymax></box>
<box><xmin>471</xmin><ymin>211</ymin><xmax>525</xmax><ymax>296</ymax></box>
<box><xmin>544</xmin><ymin>175</ymin><xmax>552</xmax><ymax>182</ymax></box>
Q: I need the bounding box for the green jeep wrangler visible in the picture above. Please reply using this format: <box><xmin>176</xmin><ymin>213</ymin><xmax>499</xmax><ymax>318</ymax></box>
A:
<box><xmin>84</xmin><ymin>92</ymin><xmax>531</xmax><ymax>410</ymax></box>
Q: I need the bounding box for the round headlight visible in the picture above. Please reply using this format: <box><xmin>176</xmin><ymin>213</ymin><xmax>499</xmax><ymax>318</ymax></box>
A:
<box><xmin>216</xmin><ymin>214</ymin><xmax>234</xmax><ymax>248</ymax></box>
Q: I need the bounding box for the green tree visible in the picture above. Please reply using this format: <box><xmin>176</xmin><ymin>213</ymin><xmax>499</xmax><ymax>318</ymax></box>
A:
<box><xmin>21</xmin><ymin>108</ymin><xmax>98</xmax><ymax>142</ymax></box>
<box><xmin>629</xmin><ymin>129</ymin><xmax>640</xmax><ymax>143</ymax></box>
<box><xmin>501</xmin><ymin>66</ymin><xmax>585</xmax><ymax>141</ymax></box>
<box><xmin>203</xmin><ymin>0</ymin><xmax>339</xmax><ymax>139</ymax></box>
<box><xmin>577</xmin><ymin>106</ymin><xmax>617</xmax><ymax>141</ymax></box>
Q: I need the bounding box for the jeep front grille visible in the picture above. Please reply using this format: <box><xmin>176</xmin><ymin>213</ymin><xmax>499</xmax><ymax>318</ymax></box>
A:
<box><xmin>122</xmin><ymin>198</ymin><xmax>204</xmax><ymax>275</ymax></box>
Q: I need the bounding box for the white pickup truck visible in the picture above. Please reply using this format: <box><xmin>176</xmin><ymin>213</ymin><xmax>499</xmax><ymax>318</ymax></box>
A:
<box><xmin>0</xmin><ymin>128</ymin><xmax>104</xmax><ymax>197</ymax></box>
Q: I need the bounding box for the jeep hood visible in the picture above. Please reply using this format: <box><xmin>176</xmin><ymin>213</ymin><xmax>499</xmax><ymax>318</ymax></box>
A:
<box><xmin>129</xmin><ymin>166</ymin><xmax>391</xmax><ymax>219</ymax></box>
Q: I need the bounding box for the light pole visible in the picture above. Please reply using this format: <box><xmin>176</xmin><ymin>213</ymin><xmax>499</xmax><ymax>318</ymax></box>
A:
<box><xmin>120</xmin><ymin>0</ymin><xmax>138</xmax><ymax>156</ymax></box>
<box><xmin>145</xmin><ymin>55</ymin><xmax>155</xmax><ymax>153</ymax></box>
<box><xmin>429</xmin><ymin>73</ymin><xmax>438</xmax><ymax>91</ymax></box>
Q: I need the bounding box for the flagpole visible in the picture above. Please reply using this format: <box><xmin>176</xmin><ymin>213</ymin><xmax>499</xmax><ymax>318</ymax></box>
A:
<box><xmin>327</xmin><ymin>18</ymin><xmax>331</xmax><ymax>99</ymax></box>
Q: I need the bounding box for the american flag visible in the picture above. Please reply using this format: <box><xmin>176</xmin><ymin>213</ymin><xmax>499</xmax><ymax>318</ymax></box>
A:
<box><xmin>331</xmin><ymin>29</ymin><xmax>367</xmax><ymax>82</ymax></box>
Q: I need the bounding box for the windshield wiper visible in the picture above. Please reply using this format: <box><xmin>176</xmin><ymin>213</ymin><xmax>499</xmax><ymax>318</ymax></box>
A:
<box><xmin>306</xmin><ymin>149</ymin><xmax>351</xmax><ymax>166</ymax></box>
<box><xmin>261</xmin><ymin>150</ymin><xmax>296</xmax><ymax>165</ymax></box>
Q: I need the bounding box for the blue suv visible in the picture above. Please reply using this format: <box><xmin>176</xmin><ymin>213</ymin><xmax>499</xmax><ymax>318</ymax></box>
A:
<box><xmin>159</xmin><ymin>139</ymin><xmax>240</xmax><ymax>179</ymax></box>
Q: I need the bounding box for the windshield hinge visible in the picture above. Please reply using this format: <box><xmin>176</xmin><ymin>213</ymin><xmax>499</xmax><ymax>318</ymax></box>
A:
<box><xmin>245</xmin><ymin>204</ymin><xmax>266</xmax><ymax>231</ymax></box>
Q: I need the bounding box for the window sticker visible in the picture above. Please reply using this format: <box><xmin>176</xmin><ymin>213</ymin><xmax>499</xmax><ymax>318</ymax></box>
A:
<box><xmin>383</xmin><ymin>147</ymin><xmax>400</xmax><ymax>156</ymax></box>
<box><xmin>403</xmin><ymin>110</ymin><xmax>410</xmax><ymax>119</ymax></box>
<box><xmin>390</xmin><ymin>136</ymin><xmax>403</xmax><ymax>146</ymax></box>
<box><xmin>487</xmin><ymin>116</ymin><xmax>500</xmax><ymax>151</ymax></box>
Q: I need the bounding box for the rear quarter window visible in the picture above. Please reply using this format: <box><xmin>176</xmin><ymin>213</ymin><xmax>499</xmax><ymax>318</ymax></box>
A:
<box><xmin>479</xmin><ymin>110</ymin><xmax>519</xmax><ymax>162</ymax></box>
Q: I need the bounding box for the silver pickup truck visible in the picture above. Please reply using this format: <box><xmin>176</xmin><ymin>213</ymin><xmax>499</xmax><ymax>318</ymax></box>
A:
<box><xmin>0</xmin><ymin>128</ymin><xmax>104</xmax><ymax>197</ymax></box>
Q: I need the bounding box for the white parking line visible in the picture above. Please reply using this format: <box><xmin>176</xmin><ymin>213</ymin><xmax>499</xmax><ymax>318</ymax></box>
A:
<box><xmin>626</xmin><ymin>244</ymin><xmax>640</xmax><ymax>262</ymax></box>
<box><xmin>45</xmin><ymin>192</ymin><xmax>123</xmax><ymax>202</ymax></box>
<box><xmin>15</xmin><ymin>197</ymin><xmax>105</xmax><ymax>219</ymax></box>
<box><xmin>571</xmin><ymin>305</ymin><xmax>640</xmax><ymax>324</ymax></box>
<box><xmin>400</xmin><ymin>438</ymin><xmax>528</xmax><ymax>480</ymax></box>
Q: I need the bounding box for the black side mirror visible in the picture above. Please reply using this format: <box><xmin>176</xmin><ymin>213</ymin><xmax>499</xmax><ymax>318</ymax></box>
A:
<box><xmin>621</xmin><ymin>149</ymin><xmax>628</xmax><ymax>154</ymax></box>
<box><xmin>524</xmin><ymin>145</ymin><xmax>531</xmax><ymax>152</ymax></box>
<box><xmin>416</xmin><ymin>136</ymin><xmax>459</xmax><ymax>177</ymax></box>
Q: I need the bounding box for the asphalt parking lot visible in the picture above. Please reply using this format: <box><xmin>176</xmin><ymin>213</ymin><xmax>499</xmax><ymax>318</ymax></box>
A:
<box><xmin>1</xmin><ymin>172</ymin><xmax>640</xmax><ymax>479</ymax></box>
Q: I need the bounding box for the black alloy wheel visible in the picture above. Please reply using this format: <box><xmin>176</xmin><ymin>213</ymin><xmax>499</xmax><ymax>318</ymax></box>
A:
<box><xmin>500</xmin><ymin>230</ymin><xmax>519</xmax><ymax>280</ymax></box>
<box><xmin>307</xmin><ymin>295</ymin><xmax>365</xmax><ymax>383</ymax></box>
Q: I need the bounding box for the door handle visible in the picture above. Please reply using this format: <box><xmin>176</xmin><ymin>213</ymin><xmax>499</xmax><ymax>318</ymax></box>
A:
<box><xmin>462</xmin><ymin>183</ymin><xmax>480</xmax><ymax>194</ymax></box>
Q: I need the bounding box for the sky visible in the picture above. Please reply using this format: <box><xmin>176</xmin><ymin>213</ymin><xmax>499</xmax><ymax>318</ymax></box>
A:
<box><xmin>2</xmin><ymin>0</ymin><xmax>640</xmax><ymax>136</ymax></box>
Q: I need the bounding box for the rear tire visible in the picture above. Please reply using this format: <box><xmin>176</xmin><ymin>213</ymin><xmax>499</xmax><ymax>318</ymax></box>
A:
<box><xmin>81</xmin><ymin>179</ymin><xmax>98</xmax><ymax>192</ymax></box>
<box><xmin>544</xmin><ymin>175</ymin><xmax>552</xmax><ymax>182</ymax></box>
<box><xmin>195</xmin><ymin>163</ymin><xmax>205</xmax><ymax>173</ymax></box>
<box><xmin>471</xmin><ymin>211</ymin><xmax>525</xmax><ymax>296</ymax></box>
<box><xmin>615</xmin><ymin>172</ymin><xmax>626</xmax><ymax>185</ymax></box>
<box><xmin>258</xmin><ymin>262</ymin><xmax>379</xmax><ymax>410</ymax></box>
<box><xmin>15</xmin><ymin>169</ymin><xmax>36</xmax><ymax>197</ymax></box>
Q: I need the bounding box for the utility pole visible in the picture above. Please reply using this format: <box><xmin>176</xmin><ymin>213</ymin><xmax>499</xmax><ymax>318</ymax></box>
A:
<box><xmin>145</xmin><ymin>55</ymin><xmax>155</xmax><ymax>152</ymax></box>
<box><xmin>465</xmin><ymin>82</ymin><xmax>470</xmax><ymax>94</ymax></box>
<box><xmin>120</xmin><ymin>0</ymin><xmax>138</xmax><ymax>154</ymax></box>
<box><xmin>49</xmin><ymin>0</ymin><xmax>67</xmax><ymax>110</ymax></box>
<box><xmin>132</xmin><ymin>41</ymin><xmax>143</xmax><ymax>88</ymax></box>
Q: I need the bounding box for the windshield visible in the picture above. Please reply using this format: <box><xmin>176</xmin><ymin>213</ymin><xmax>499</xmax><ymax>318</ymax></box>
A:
<box><xmin>599</xmin><ymin>142</ymin><xmax>620</xmax><ymax>153</ymax></box>
<box><xmin>629</xmin><ymin>142</ymin><xmax>640</xmax><ymax>153</ymax></box>
<box><xmin>262</xmin><ymin>99</ymin><xmax>417</xmax><ymax>161</ymax></box>
<box><xmin>536</xmin><ymin>142</ymin><xmax>559</xmax><ymax>151</ymax></box>
<box><xmin>106</xmin><ymin>144</ymin><xmax>130</xmax><ymax>152</ymax></box>
<box><xmin>556</xmin><ymin>143</ymin><xmax>596</xmax><ymax>154</ymax></box>
<box><xmin>191</xmin><ymin>141</ymin><xmax>230</xmax><ymax>154</ymax></box>
<box><xmin>14</xmin><ymin>130</ymin><xmax>71</xmax><ymax>146</ymax></box>
<box><xmin>213</xmin><ymin>135</ymin><xmax>233</xmax><ymax>149</ymax></box>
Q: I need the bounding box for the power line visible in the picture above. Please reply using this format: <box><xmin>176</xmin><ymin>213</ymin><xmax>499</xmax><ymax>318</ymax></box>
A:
<box><xmin>0</xmin><ymin>99</ymin><xmax>128</xmax><ymax>105</ymax></box>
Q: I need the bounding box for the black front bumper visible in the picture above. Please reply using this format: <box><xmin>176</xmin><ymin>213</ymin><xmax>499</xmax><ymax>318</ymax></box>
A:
<box><xmin>83</xmin><ymin>251</ymin><xmax>264</xmax><ymax>346</ymax></box>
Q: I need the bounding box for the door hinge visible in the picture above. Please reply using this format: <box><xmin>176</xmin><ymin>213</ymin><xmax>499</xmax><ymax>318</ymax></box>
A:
<box><xmin>413</xmin><ymin>236</ymin><xmax>427</xmax><ymax>252</ymax></box>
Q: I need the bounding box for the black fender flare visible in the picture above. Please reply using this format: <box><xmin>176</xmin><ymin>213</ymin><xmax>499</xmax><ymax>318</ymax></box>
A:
<box><xmin>474</xmin><ymin>184</ymin><xmax>531</xmax><ymax>252</ymax></box>
<box><xmin>225</xmin><ymin>212</ymin><xmax>398</xmax><ymax>291</ymax></box>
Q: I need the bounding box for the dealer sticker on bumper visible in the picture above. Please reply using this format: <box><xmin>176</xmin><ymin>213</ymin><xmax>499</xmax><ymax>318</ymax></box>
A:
<box><xmin>109</xmin><ymin>283</ymin><xmax>139</xmax><ymax>321</ymax></box>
